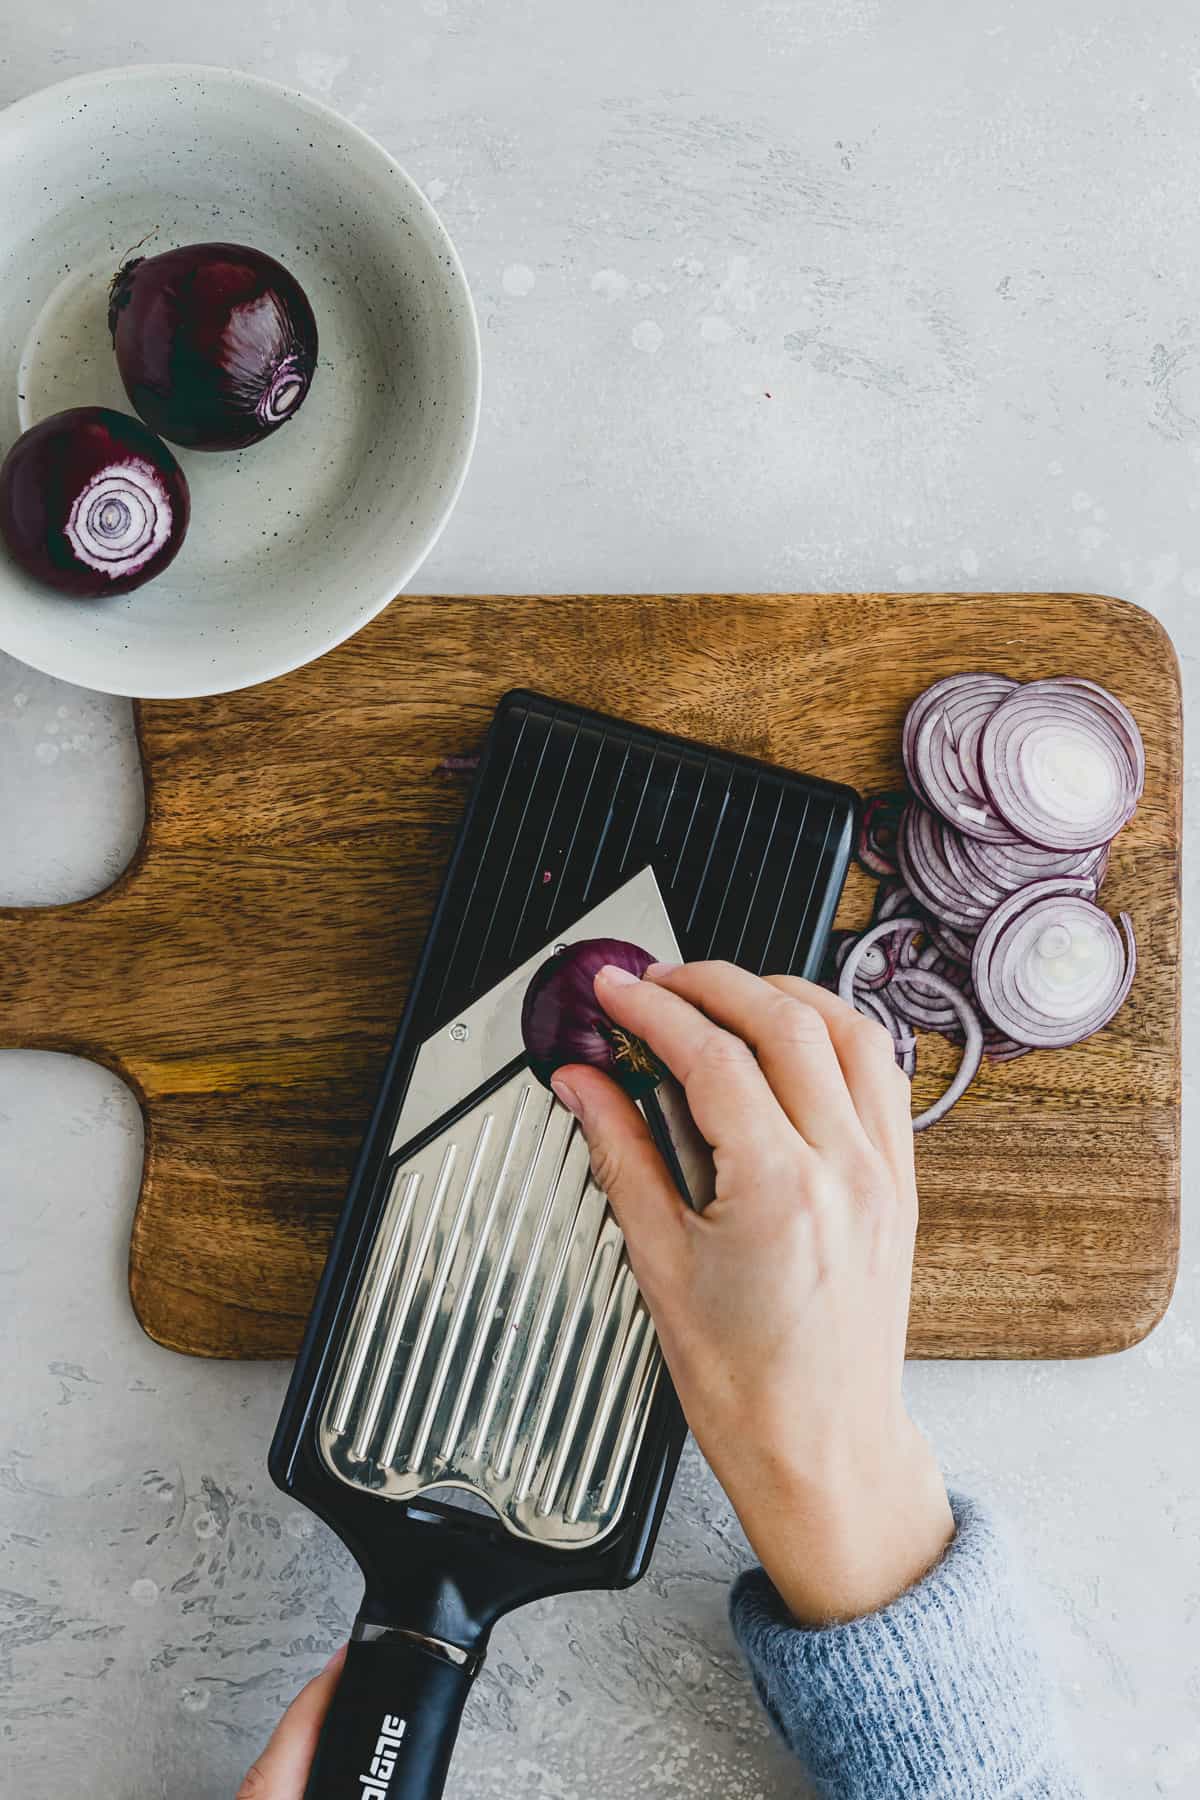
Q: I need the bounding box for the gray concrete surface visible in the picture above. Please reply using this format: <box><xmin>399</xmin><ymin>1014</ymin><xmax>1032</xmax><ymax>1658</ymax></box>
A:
<box><xmin>2</xmin><ymin>3</ymin><xmax>1198</xmax><ymax>1794</ymax></box>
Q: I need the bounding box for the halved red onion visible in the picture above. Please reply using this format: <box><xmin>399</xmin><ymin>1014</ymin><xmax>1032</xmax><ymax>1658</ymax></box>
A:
<box><xmin>521</xmin><ymin>938</ymin><xmax>667</xmax><ymax>1098</ymax></box>
<box><xmin>889</xmin><ymin>966</ymin><xmax>984</xmax><ymax>1130</ymax></box>
<box><xmin>0</xmin><ymin>406</ymin><xmax>188</xmax><ymax>597</ymax></box>
<box><xmin>856</xmin><ymin>791</ymin><xmax>907</xmax><ymax>878</ymax></box>
<box><xmin>978</xmin><ymin>679</ymin><xmax>1144</xmax><ymax>851</ymax></box>
<box><xmin>970</xmin><ymin>879</ymin><xmax>1136</xmax><ymax>1049</ymax></box>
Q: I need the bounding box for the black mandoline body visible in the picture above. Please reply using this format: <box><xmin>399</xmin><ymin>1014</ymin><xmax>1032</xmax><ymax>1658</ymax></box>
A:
<box><xmin>270</xmin><ymin>689</ymin><xmax>857</xmax><ymax>1798</ymax></box>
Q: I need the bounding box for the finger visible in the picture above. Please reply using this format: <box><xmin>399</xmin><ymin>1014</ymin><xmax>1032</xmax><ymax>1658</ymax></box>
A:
<box><xmin>642</xmin><ymin>961</ymin><xmax>867</xmax><ymax>1154</ymax></box>
<box><xmin>237</xmin><ymin>1646</ymin><xmax>347</xmax><ymax>1799</ymax></box>
<box><xmin>551</xmin><ymin>1066</ymin><xmax>689</xmax><ymax>1297</ymax></box>
<box><xmin>762</xmin><ymin>974</ymin><xmax>916</xmax><ymax>1165</ymax></box>
<box><xmin>592</xmin><ymin>965</ymin><xmax>793</xmax><ymax>1155</ymax></box>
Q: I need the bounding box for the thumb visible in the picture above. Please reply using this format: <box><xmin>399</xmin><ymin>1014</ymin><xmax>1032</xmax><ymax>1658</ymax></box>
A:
<box><xmin>551</xmin><ymin>1066</ymin><xmax>688</xmax><ymax>1291</ymax></box>
<box><xmin>238</xmin><ymin>1645</ymin><xmax>347</xmax><ymax>1798</ymax></box>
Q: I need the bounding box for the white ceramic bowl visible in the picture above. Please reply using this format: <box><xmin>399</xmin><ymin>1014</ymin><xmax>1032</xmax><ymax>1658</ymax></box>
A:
<box><xmin>0</xmin><ymin>66</ymin><xmax>480</xmax><ymax>697</ymax></box>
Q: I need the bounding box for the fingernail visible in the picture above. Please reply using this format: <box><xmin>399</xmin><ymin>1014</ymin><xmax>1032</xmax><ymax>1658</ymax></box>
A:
<box><xmin>597</xmin><ymin>963</ymin><xmax>639</xmax><ymax>988</ymax></box>
<box><xmin>551</xmin><ymin>1075</ymin><xmax>584</xmax><ymax>1118</ymax></box>
<box><xmin>645</xmin><ymin>961</ymin><xmax>681</xmax><ymax>979</ymax></box>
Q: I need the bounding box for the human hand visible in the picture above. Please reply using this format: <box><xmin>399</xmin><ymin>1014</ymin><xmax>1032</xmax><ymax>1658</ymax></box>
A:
<box><xmin>237</xmin><ymin>1646</ymin><xmax>346</xmax><ymax>1798</ymax></box>
<box><xmin>550</xmin><ymin>961</ymin><xmax>954</xmax><ymax>1627</ymax></box>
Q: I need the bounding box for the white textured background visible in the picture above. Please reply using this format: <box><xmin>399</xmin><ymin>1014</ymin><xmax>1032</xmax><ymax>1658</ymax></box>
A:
<box><xmin>1</xmin><ymin>4</ymin><xmax>1198</xmax><ymax>1796</ymax></box>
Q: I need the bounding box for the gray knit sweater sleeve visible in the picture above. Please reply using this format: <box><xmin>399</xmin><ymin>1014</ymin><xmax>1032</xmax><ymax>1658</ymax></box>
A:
<box><xmin>729</xmin><ymin>1493</ymin><xmax>1086</xmax><ymax>1799</ymax></box>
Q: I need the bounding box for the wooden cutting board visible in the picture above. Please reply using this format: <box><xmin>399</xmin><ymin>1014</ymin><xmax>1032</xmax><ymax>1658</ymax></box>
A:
<box><xmin>0</xmin><ymin>593</ymin><xmax>1180</xmax><ymax>1361</ymax></box>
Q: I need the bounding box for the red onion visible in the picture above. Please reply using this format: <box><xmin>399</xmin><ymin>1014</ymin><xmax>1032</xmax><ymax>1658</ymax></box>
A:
<box><xmin>873</xmin><ymin>879</ymin><xmax>919</xmax><ymax>922</ymax></box>
<box><xmin>902</xmin><ymin>673</ymin><xmax>1018</xmax><ymax>841</ymax></box>
<box><xmin>0</xmin><ymin>406</ymin><xmax>189</xmax><ymax>597</ymax></box>
<box><xmin>109</xmin><ymin>243</ymin><xmax>318</xmax><ymax>450</ymax></box>
<box><xmin>889</xmin><ymin>967</ymin><xmax>983</xmax><ymax>1131</ymax></box>
<box><xmin>1057</xmin><ymin>677</ymin><xmax>1146</xmax><ymax>795</ymax></box>
<box><xmin>978</xmin><ymin>679</ymin><xmax>1144</xmax><ymax>850</ymax></box>
<box><xmin>837</xmin><ymin>667</ymin><xmax>1142</xmax><ymax>1129</ymax></box>
<box><xmin>924</xmin><ymin>917</ymin><xmax>976</xmax><ymax>965</ymax></box>
<box><xmin>970</xmin><ymin>879</ymin><xmax>1136</xmax><ymax>1049</ymax></box>
<box><xmin>521</xmin><ymin>938</ymin><xmax>667</xmax><ymax>1099</ymax></box>
<box><xmin>897</xmin><ymin>801</ymin><xmax>994</xmax><ymax>930</ymax></box>
<box><xmin>836</xmin><ymin>917</ymin><xmax>925</xmax><ymax>1010</ymax></box>
<box><xmin>856</xmin><ymin>790</ymin><xmax>907</xmax><ymax>877</ymax></box>
<box><xmin>834</xmin><ymin>929</ymin><xmax>898</xmax><ymax>991</ymax></box>
<box><xmin>888</xmin><ymin>950</ymin><xmax>966</xmax><ymax>1033</ymax></box>
<box><xmin>855</xmin><ymin>989</ymin><xmax>917</xmax><ymax>1080</ymax></box>
<box><xmin>835</xmin><ymin>918</ymin><xmax>983</xmax><ymax>1123</ymax></box>
<box><xmin>950</xmin><ymin>829</ymin><xmax>1105</xmax><ymax>896</ymax></box>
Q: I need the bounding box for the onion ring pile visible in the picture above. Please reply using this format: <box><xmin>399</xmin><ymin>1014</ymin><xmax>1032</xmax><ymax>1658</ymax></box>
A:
<box><xmin>835</xmin><ymin>671</ymin><xmax>1142</xmax><ymax>1131</ymax></box>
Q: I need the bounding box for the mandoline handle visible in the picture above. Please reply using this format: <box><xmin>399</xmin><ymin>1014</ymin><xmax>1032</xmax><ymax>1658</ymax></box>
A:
<box><xmin>304</xmin><ymin>1628</ymin><xmax>478</xmax><ymax>1800</ymax></box>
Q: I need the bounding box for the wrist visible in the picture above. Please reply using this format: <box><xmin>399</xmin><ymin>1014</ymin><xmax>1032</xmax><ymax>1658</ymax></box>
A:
<box><xmin>720</xmin><ymin>1420</ymin><xmax>954</xmax><ymax>1628</ymax></box>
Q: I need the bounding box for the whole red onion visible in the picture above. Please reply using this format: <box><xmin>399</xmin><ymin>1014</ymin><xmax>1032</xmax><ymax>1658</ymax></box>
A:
<box><xmin>521</xmin><ymin>938</ymin><xmax>667</xmax><ymax>1099</ymax></box>
<box><xmin>109</xmin><ymin>242</ymin><xmax>318</xmax><ymax>450</ymax></box>
<box><xmin>0</xmin><ymin>406</ymin><xmax>189</xmax><ymax>598</ymax></box>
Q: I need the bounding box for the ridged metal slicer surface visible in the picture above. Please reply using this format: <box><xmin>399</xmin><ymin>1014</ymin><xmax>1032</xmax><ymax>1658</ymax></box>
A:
<box><xmin>319</xmin><ymin>1067</ymin><xmax>662</xmax><ymax>1546</ymax></box>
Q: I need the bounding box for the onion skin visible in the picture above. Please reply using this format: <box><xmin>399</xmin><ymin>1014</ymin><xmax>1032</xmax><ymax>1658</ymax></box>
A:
<box><xmin>0</xmin><ymin>406</ymin><xmax>189</xmax><ymax>598</ymax></box>
<box><xmin>521</xmin><ymin>938</ymin><xmax>668</xmax><ymax>1100</ymax></box>
<box><xmin>109</xmin><ymin>243</ymin><xmax>318</xmax><ymax>450</ymax></box>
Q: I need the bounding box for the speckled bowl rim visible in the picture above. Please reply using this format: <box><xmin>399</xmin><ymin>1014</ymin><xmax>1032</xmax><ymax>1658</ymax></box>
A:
<box><xmin>0</xmin><ymin>63</ymin><xmax>482</xmax><ymax>699</ymax></box>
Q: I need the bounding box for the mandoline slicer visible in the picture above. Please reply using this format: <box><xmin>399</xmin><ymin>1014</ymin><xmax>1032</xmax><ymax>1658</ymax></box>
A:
<box><xmin>270</xmin><ymin>690</ymin><xmax>856</xmax><ymax>1800</ymax></box>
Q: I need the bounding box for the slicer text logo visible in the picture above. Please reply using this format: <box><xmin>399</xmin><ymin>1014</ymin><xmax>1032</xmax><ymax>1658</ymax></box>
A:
<box><xmin>359</xmin><ymin>1714</ymin><xmax>406</xmax><ymax>1796</ymax></box>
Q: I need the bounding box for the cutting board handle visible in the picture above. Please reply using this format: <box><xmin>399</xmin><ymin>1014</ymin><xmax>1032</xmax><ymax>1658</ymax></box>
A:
<box><xmin>0</xmin><ymin>891</ymin><xmax>140</xmax><ymax>1070</ymax></box>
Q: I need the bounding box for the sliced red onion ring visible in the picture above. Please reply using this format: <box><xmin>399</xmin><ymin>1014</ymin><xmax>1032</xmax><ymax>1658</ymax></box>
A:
<box><xmin>836</xmin><ymin>931</ymin><xmax>896</xmax><ymax>991</ymax></box>
<box><xmin>856</xmin><ymin>791</ymin><xmax>908</xmax><ymax>877</ymax></box>
<box><xmin>951</xmin><ymin>829</ymin><xmax>1105</xmax><ymax>897</ymax></box>
<box><xmin>897</xmin><ymin>802</ymin><xmax>994</xmax><ymax>930</ymax></box>
<box><xmin>886</xmin><ymin>944</ymin><xmax>971</xmax><ymax>1032</ymax></box>
<box><xmin>983</xmin><ymin>1034</ymin><xmax>1032</xmax><ymax>1063</ymax></box>
<box><xmin>839</xmin><ymin>668</ymin><xmax>1142</xmax><ymax>1129</ymax></box>
<box><xmin>889</xmin><ymin>966</ymin><xmax>983</xmax><ymax>1131</ymax></box>
<box><xmin>902</xmin><ymin>673</ymin><xmax>1018</xmax><ymax>838</ymax></box>
<box><xmin>970</xmin><ymin>878</ymin><xmax>1136</xmax><ymax>1048</ymax></box>
<box><xmin>940</xmin><ymin>826</ymin><xmax>1015</xmax><ymax>912</ymax></box>
<box><xmin>925</xmin><ymin>917</ymin><xmax>976</xmax><ymax>965</ymax></box>
<box><xmin>874</xmin><ymin>879</ymin><xmax>919</xmax><ymax>921</ymax></box>
<box><xmin>909</xmin><ymin>676</ymin><xmax>1021</xmax><ymax>842</ymax></box>
<box><xmin>836</xmin><ymin>917</ymin><xmax>925</xmax><ymax>1011</ymax></box>
<box><xmin>1056</xmin><ymin>677</ymin><xmax>1146</xmax><ymax>796</ymax></box>
<box><xmin>889</xmin><ymin>972</ymin><xmax>961</xmax><ymax>1033</ymax></box>
<box><xmin>855</xmin><ymin>988</ymin><xmax>918</xmax><ymax>1080</ymax></box>
<box><xmin>979</xmin><ymin>679</ymin><xmax>1144</xmax><ymax>851</ymax></box>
